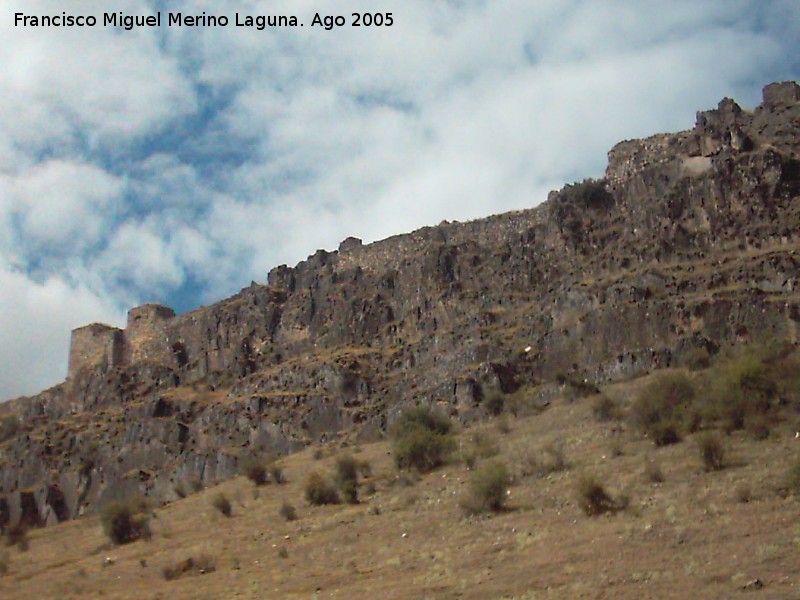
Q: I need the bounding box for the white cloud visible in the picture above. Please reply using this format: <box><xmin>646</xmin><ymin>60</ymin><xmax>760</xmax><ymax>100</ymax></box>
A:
<box><xmin>0</xmin><ymin>160</ymin><xmax>125</xmax><ymax>257</ymax></box>
<box><xmin>0</xmin><ymin>260</ymin><xmax>125</xmax><ymax>399</ymax></box>
<box><xmin>0</xmin><ymin>0</ymin><xmax>798</xmax><ymax>399</ymax></box>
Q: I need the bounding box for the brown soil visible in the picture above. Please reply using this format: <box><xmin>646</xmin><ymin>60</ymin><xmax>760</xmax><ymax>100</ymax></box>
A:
<box><xmin>2</xmin><ymin>372</ymin><xmax>799</xmax><ymax>599</ymax></box>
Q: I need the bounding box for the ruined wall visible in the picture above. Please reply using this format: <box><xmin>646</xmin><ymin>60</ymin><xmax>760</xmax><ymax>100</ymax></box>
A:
<box><xmin>67</xmin><ymin>323</ymin><xmax>125</xmax><ymax>377</ymax></box>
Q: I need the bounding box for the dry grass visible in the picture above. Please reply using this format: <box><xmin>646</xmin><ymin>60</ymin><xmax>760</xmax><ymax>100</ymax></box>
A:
<box><xmin>1</xmin><ymin>372</ymin><xmax>799</xmax><ymax>599</ymax></box>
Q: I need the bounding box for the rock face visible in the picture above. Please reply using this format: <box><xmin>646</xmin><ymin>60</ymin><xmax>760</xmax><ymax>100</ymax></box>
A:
<box><xmin>1</xmin><ymin>82</ymin><xmax>799</xmax><ymax>530</ymax></box>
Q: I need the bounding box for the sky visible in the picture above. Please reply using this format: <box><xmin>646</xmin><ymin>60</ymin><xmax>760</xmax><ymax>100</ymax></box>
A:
<box><xmin>0</xmin><ymin>0</ymin><xmax>798</xmax><ymax>401</ymax></box>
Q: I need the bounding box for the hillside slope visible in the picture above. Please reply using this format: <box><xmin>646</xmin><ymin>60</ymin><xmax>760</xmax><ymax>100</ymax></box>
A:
<box><xmin>1</xmin><ymin>81</ymin><xmax>799</xmax><ymax>530</ymax></box>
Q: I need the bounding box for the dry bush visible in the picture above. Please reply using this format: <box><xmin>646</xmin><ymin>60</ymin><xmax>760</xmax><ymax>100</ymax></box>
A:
<box><xmin>576</xmin><ymin>475</ymin><xmax>626</xmax><ymax>516</ymax></box>
<box><xmin>279</xmin><ymin>501</ymin><xmax>298</xmax><ymax>521</ymax></box>
<box><xmin>679</xmin><ymin>347</ymin><xmax>712</xmax><ymax>371</ymax></box>
<box><xmin>697</xmin><ymin>432</ymin><xmax>726</xmax><ymax>471</ymax></box>
<box><xmin>334</xmin><ymin>454</ymin><xmax>360</xmax><ymax>504</ymax></box>
<box><xmin>592</xmin><ymin>395</ymin><xmax>623</xmax><ymax>422</ymax></box>
<box><xmin>483</xmin><ymin>391</ymin><xmax>506</xmax><ymax>416</ymax></box>
<box><xmin>393</xmin><ymin>406</ymin><xmax>452</xmax><ymax>438</ymax></box>
<box><xmin>735</xmin><ymin>484</ymin><xmax>753</xmax><ymax>504</ymax></box>
<box><xmin>542</xmin><ymin>442</ymin><xmax>568</xmax><ymax>473</ymax></box>
<box><xmin>495</xmin><ymin>415</ymin><xmax>512</xmax><ymax>434</ymax></box>
<box><xmin>461</xmin><ymin>460</ymin><xmax>512</xmax><ymax>515</ymax></box>
<box><xmin>161</xmin><ymin>555</ymin><xmax>216</xmax><ymax>581</ymax></box>
<box><xmin>270</xmin><ymin>463</ymin><xmax>286</xmax><ymax>484</ymax></box>
<box><xmin>212</xmin><ymin>493</ymin><xmax>233</xmax><ymax>517</ymax></box>
<box><xmin>781</xmin><ymin>463</ymin><xmax>800</xmax><ymax>498</ymax></box>
<box><xmin>392</xmin><ymin>406</ymin><xmax>455</xmax><ymax>472</ymax></box>
<box><xmin>630</xmin><ymin>372</ymin><xmax>696</xmax><ymax>445</ymax></box>
<box><xmin>557</xmin><ymin>373</ymin><xmax>601</xmax><ymax>400</ymax></box>
<box><xmin>4</xmin><ymin>523</ymin><xmax>29</xmax><ymax>552</ymax></box>
<box><xmin>393</xmin><ymin>425</ymin><xmax>455</xmax><ymax>473</ymax></box>
<box><xmin>100</xmin><ymin>497</ymin><xmax>151</xmax><ymax>545</ymax></box>
<box><xmin>514</xmin><ymin>442</ymin><xmax>569</xmax><ymax>479</ymax></box>
<box><xmin>304</xmin><ymin>472</ymin><xmax>340</xmax><ymax>506</ymax></box>
<box><xmin>241</xmin><ymin>457</ymin><xmax>269</xmax><ymax>486</ymax></box>
<box><xmin>461</xmin><ymin>432</ymin><xmax>500</xmax><ymax>469</ymax></box>
<box><xmin>697</xmin><ymin>342</ymin><xmax>800</xmax><ymax>434</ymax></box>
<box><xmin>644</xmin><ymin>459</ymin><xmax>665</xmax><ymax>483</ymax></box>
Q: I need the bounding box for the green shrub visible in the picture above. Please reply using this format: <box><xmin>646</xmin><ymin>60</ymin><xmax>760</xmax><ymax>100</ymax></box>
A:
<box><xmin>592</xmin><ymin>395</ymin><xmax>623</xmax><ymax>422</ymax></box>
<box><xmin>304</xmin><ymin>472</ymin><xmax>340</xmax><ymax>506</ymax></box>
<box><xmin>392</xmin><ymin>406</ymin><xmax>455</xmax><ymax>472</ymax></box>
<box><xmin>212</xmin><ymin>493</ymin><xmax>232</xmax><ymax>517</ymax></box>
<box><xmin>631</xmin><ymin>372</ymin><xmax>696</xmax><ymax>445</ymax></box>
<box><xmin>576</xmin><ymin>475</ymin><xmax>620</xmax><ymax>516</ymax></box>
<box><xmin>334</xmin><ymin>454</ymin><xmax>360</xmax><ymax>504</ymax></box>
<box><xmin>697</xmin><ymin>432</ymin><xmax>725</xmax><ymax>471</ymax></box>
<box><xmin>461</xmin><ymin>460</ymin><xmax>512</xmax><ymax>515</ymax></box>
<box><xmin>279</xmin><ymin>501</ymin><xmax>298</xmax><ymax>521</ymax></box>
<box><xmin>393</xmin><ymin>427</ymin><xmax>456</xmax><ymax>472</ymax></box>
<box><xmin>701</xmin><ymin>347</ymin><xmax>782</xmax><ymax>431</ymax></box>
<box><xmin>393</xmin><ymin>406</ymin><xmax>452</xmax><ymax>438</ymax></box>
<box><xmin>100</xmin><ymin>497</ymin><xmax>152</xmax><ymax>545</ymax></box>
<box><xmin>560</xmin><ymin>178</ymin><xmax>613</xmax><ymax>209</ymax></box>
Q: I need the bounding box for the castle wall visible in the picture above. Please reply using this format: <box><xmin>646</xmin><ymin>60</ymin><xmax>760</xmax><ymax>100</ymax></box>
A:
<box><xmin>67</xmin><ymin>324</ymin><xmax>125</xmax><ymax>377</ymax></box>
<box><xmin>124</xmin><ymin>304</ymin><xmax>176</xmax><ymax>365</ymax></box>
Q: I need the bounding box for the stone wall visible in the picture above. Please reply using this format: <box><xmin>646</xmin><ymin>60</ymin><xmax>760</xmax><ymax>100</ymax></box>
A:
<box><xmin>67</xmin><ymin>323</ymin><xmax>125</xmax><ymax>377</ymax></box>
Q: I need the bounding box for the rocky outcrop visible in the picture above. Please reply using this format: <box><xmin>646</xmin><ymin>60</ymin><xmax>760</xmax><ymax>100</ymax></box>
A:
<box><xmin>1</xmin><ymin>81</ymin><xmax>799</xmax><ymax>530</ymax></box>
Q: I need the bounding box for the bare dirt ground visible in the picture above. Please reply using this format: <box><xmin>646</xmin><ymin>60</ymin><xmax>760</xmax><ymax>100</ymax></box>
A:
<box><xmin>2</xmin><ymin>372</ymin><xmax>799</xmax><ymax>599</ymax></box>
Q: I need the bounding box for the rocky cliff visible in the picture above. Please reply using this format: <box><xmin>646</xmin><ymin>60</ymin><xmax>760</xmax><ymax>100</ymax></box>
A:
<box><xmin>1</xmin><ymin>81</ymin><xmax>799</xmax><ymax>531</ymax></box>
